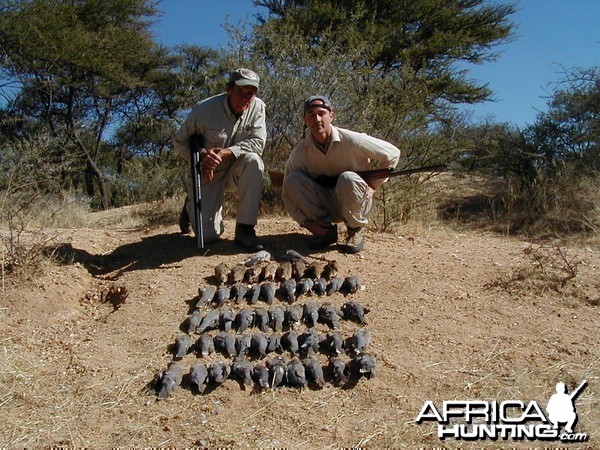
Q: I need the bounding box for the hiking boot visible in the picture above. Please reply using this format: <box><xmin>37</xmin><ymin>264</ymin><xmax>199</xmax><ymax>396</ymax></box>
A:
<box><xmin>308</xmin><ymin>224</ymin><xmax>338</xmax><ymax>249</ymax></box>
<box><xmin>234</xmin><ymin>223</ymin><xmax>264</xmax><ymax>251</ymax></box>
<box><xmin>343</xmin><ymin>227</ymin><xmax>364</xmax><ymax>254</ymax></box>
<box><xmin>179</xmin><ymin>200</ymin><xmax>191</xmax><ymax>234</ymax></box>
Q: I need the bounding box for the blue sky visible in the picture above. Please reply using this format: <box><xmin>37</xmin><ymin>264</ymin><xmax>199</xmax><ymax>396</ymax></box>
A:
<box><xmin>152</xmin><ymin>0</ymin><xmax>600</xmax><ymax>128</ymax></box>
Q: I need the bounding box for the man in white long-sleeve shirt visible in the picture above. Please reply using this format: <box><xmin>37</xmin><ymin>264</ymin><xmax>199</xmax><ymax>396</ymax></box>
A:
<box><xmin>172</xmin><ymin>68</ymin><xmax>267</xmax><ymax>251</ymax></box>
<box><xmin>282</xmin><ymin>95</ymin><xmax>400</xmax><ymax>253</ymax></box>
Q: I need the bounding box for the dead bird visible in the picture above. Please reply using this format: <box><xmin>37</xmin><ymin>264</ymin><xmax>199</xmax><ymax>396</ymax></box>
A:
<box><xmin>281</xmin><ymin>330</ymin><xmax>299</xmax><ymax>356</ymax></box>
<box><xmin>280</xmin><ymin>249</ymin><xmax>307</xmax><ymax>262</ymax></box>
<box><xmin>208</xmin><ymin>361</ymin><xmax>231</xmax><ymax>385</ymax></box>
<box><xmin>328</xmin><ymin>357</ymin><xmax>348</xmax><ymax>385</ymax></box>
<box><xmin>250</xmin><ymin>332</ymin><xmax>269</xmax><ymax>358</ymax></box>
<box><xmin>267</xmin><ymin>356</ymin><xmax>288</xmax><ymax>389</ymax></box>
<box><xmin>189</xmin><ymin>363</ymin><xmax>209</xmax><ymax>394</ymax></box>
<box><xmin>259</xmin><ymin>281</ymin><xmax>277</xmax><ymax>305</ymax></box>
<box><xmin>322</xmin><ymin>260</ymin><xmax>339</xmax><ymax>279</ymax></box>
<box><xmin>197</xmin><ymin>309</ymin><xmax>220</xmax><ymax>333</ymax></box>
<box><xmin>303</xmin><ymin>300</ymin><xmax>319</xmax><ymax>328</ymax></box>
<box><xmin>252</xmin><ymin>363</ymin><xmax>270</xmax><ymax>389</ymax></box>
<box><xmin>157</xmin><ymin>362</ymin><xmax>184</xmax><ymax>400</ymax></box>
<box><xmin>318</xmin><ymin>302</ymin><xmax>343</xmax><ymax>329</ymax></box>
<box><xmin>230</xmin><ymin>283</ymin><xmax>248</xmax><ymax>304</ymax></box>
<box><xmin>196</xmin><ymin>333</ymin><xmax>215</xmax><ymax>357</ymax></box>
<box><xmin>312</xmin><ymin>277</ymin><xmax>327</xmax><ymax>296</ymax></box>
<box><xmin>219</xmin><ymin>308</ymin><xmax>236</xmax><ymax>332</ymax></box>
<box><xmin>196</xmin><ymin>286</ymin><xmax>216</xmax><ymax>308</ymax></box>
<box><xmin>284</xmin><ymin>303</ymin><xmax>304</xmax><ymax>329</ymax></box>
<box><xmin>269</xmin><ymin>305</ymin><xmax>285</xmax><ymax>333</ymax></box>
<box><xmin>305</xmin><ymin>260</ymin><xmax>326</xmax><ymax>279</ymax></box>
<box><xmin>260</xmin><ymin>261</ymin><xmax>278</xmax><ymax>281</ymax></box>
<box><xmin>231</xmin><ymin>356</ymin><xmax>254</xmax><ymax>387</ymax></box>
<box><xmin>302</xmin><ymin>356</ymin><xmax>325</xmax><ymax>389</ymax></box>
<box><xmin>213</xmin><ymin>331</ymin><xmax>237</xmax><ymax>357</ymax></box>
<box><xmin>286</xmin><ymin>358</ymin><xmax>307</xmax><ymax>389</ymax></box>
<box><xmin>234</xmin><ymin>308</ymin><xmax>254</xmax><ymax>334</ymax></box>
<box><xmin>244</xmin><ymin>265</ymin><xmax>262</xmax><ymax>284</ymax></box>
<box><xmin>214</xmin><ymin>262</ymin><xmax>228</xmax><ymax>285</ymax></box>
<box><xmin>267</xmin><ymin>334</ymin><xmax>282</xmax><ymax>353</ymax></box>
<box><xmin>323</xmin><ymin>331</ymin><xmax>344</xmax><ymax>356</ymax></box>
<box><xmin>235</xmin><ymin>334</ymin><xmax>252</xmax><ymax>357</ymax></box>
<box><xmin>326</xmin><ymin>276</ymin><xmax>344</xmax><ymax>296</ymax></box>
<box><xmin>299</xmin><ymin>328</ymin><xmax>322</xmax><ymax>357</ymax></box>
<box><xmin>279</xmin><ymin>279</ymin><xmax>297</xmax><ymax>304</ymax></box>
<box><xmin>228</xmin><ymin>263</ymin><xmax>247</xmax><ymax>285</ymax></box>
<box><xmin>253</xmin><ymin>307</ymin><xmax>270</xmax><ymax>333</ymax></box>
<box><xmin>174</xmin><ymin>334</ymin><xmax>194</xmax><ymax>359</ymax></box>
<box><xmin>292</xmin><ymin>260</ymin><xmax>306</xmax><ymax>280</ymax></box>
<box><xmin>341</xmin><ymin>300</ymin><xmax>369</xmax><ymax>325</ymax></box>
<box><xmin>347</xmin><ymin>329</ymin><xmax>372</xmax><ymax>355</ymax></box>
<box><xmin>243</xmin><ymin>250</ymin><xmax>272</xmax><ymax>267</ymax></box>
<box><xmin>212</xmin><ymin>286</ymin><xmax>231</xmax><ymax>308</ymax></box>
<box><xmin>340</xmin><ymin>276</ymin><xmax>360</xmax><ymax>296</ymax></box>
<box><xmin>295</xmin><ymin>277</ymin><xmax>314</xmax><ymax>298</ymax></box>
<box><xmin>275</xmin><ymin>261</ymin><xmax>293</xmax><ymax>281</ymax></box>
<box><xmin>348</xmin><ymin>353</ymin><xmax>377</xmax><ymax>379</ymax></box>
<box><xmin>245</xmin><ymin>283</ymin><xmax>261</xmax><ymax>304</ymax></box>
<box><xmin>187</xmin><ymin>310</ymin><xmax>203</xmax><ymax>334</ymax></box>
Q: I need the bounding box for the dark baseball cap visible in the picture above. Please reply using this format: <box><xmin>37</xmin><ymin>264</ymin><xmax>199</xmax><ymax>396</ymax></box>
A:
<box><xmin>229</xmin><ymin>68</ymin><xmax>260</xmax><ymax>88</ymax></box>
<box><xmin>303</xmin><ymin>95</ymin><xmax>333</xmax><ymax>114</ymax></box>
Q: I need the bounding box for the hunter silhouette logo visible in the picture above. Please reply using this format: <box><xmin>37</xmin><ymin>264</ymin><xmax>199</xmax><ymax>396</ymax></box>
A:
<box><xmin>416</xmin><ymin>380</ymin><xmax>589</xmax><ymax>442</ymax></box>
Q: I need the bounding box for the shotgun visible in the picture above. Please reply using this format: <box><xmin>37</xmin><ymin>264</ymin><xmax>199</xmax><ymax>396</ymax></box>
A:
<box><xmin>190</xmin><ymin>134</ymin><xmax>204</xmax><ymax>249</ymax></box>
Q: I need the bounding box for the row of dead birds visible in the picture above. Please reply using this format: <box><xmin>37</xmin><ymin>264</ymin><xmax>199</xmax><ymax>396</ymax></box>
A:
<box><xmin>173</xmin><ymin>327</ymin><xmax>372</xmax><ymax>361</ymax></box>
<box><xmin>186</xmin><ymin>299</ymin><xmax>369</xmax><ymax>335</ymax></box>
<box><xmin>156</xmin><ymin>352</ymin><xmax>377</xmax><ymax>399</ymax></box>
<box><xmin>197</xmin><ymin>275</ymin><xmax>360</xmax><ymax>309</ymax></box>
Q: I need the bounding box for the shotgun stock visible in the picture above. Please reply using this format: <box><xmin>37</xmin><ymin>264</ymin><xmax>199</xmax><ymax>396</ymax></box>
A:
<box><xmin>190</xmin><ymin>134</ymin><xmax>204</xmax><ymax>249</ymax></box>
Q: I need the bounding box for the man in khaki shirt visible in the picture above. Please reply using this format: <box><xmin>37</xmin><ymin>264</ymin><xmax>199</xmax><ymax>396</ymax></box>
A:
<box><xmin>282</xmin><ymin>95</ymin><xmax>400</xmax><ymax>253</ymax></box>
<box><xmin>173</xmin><ymin>68</ymin><xmax>267</xmax><ymax>251</ymax></box>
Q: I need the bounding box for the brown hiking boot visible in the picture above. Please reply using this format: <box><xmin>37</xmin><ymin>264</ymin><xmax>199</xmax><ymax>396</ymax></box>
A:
<box><xmin>308</xmin><ymin>224</ymin><xmax>338</xmax><ymax>249</ymax></box>
<box><xmin>343</xmin><ymin>227</ymin><xmax>364</xmax><ymax>254</ymax></box>
<box><xmin>234</xmin><ymin>223</ymin><xmax>264</xmax><ymax>251</ymax></box>
<box><xmin>179</xmin><ymin>200</ymin><xmax>191</xmax><ymax>234</ymax></box>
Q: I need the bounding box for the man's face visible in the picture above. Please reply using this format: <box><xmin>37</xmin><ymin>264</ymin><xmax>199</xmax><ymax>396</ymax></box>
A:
<box><xmin>227</xmin><ymin>85</ymin><xmax>257</xmax><ymax>115</ymax></box>
<box><xmin>304</xmin><ymin>106</ymin><xmax>334</xmax><ymax>136</ymax></box>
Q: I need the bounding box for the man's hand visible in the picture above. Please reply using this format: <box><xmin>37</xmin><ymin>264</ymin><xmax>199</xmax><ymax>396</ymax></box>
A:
<box><xmin>201</xmin><ymin>148</ymin><xmax>234</xmax><ymax>181</ymax></box>
<box><xmin>303</xmin><ymin>219</ymin><xmax>332</xmax><ymax>237</ymax></box>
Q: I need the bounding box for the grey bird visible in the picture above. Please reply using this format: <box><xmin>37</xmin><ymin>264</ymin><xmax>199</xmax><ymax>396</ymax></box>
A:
<box><xmin>341</xmin><ymin>300</ymin><xmax>370</xmax><ymax>325</ymax></box>
<box><xmin>275</xmin><ymin>261</ymin><xmax>293</xmax><ymax>281</ymax></box>
<box><xmin>197</xmin><ymin>309</ymin><xmax>220</xmax><ymax>333</ymax></box>
<box><xmin>252</xmin><ymin>363</ymin><xmax>270</xmax><ymax>389</ymax></box>
<box><xmin>187</xmin><ymin>310</ymin><xmax>203</xmax><ymax>334</ymax></box>
<box><xmin>214</xmin><ymin>262</ymin><xmax>228</xmax><ymax>285</ymax></box>
<box><xmin>243</xmin><ymin>250</ymin><xmax>272</xmax><ymax>267</ymax></box>
<box><xmin>326</xmin><ymin>276</ymin><xmax>344</xmax><ymax>296</ymax></box>
<box><xmin>219</xmin><ymin>308</ymin><xmax>236</xmax><ymax>332</ymax></box>
<box><xmin>280</xmin><ymin>249</ymin><xmax>307</xmax><ymax>262</ymax></box>
<box><xmin>245</xmin><ymin>283</ymin><xmax>261</xmax><ymax>305</ymax></box>
<box><xmin>312</xmin><ymin>277</ymin><xmax>327</xmax><ymax>296</ymax></box>
<box><xmin>303</xmin><ymin>300</ymin><xmax>319</xmax><ymax>328</ymax></box>
<box><xmin>324</xmin><ymin>331</ymin><xmax>344</xmax><ymax>356</ymax></box>
<box><xmin>302</xmin><ymin>356</ymin><xmax>325</xmax><ymax>389</ymax></box>
<box><xmin>230</xmin><ymin>283</ymin><xmax>248</xmax><ymax>304</ymax></box>
<box><xmin>157</xmin><ymin>362</ymin><xmax>184</xmax><ymax>400</ymax></box>
<box><xmin>189</xmin><ymin>363</ymin><xmax>209</xmax><ymax>394</ymax></box>
<box><xmin>318</xmin><ymin>302</ymin><xmax>343</xmax><ymax>329</ymax></box>
<box><xmin>281</xmin><ymin>330</ymin><xmax>299</xmax><ymax>356</ymax></box>
<box><xmin>250</xmin><ymin>332</ymin><xmax>269</xmax><ymax>358</ymax></box>
<box><xmin>231</xmin><ymin>356</ymin><xmax>254</xmax><ymax>388</ymax></box>
<box><xmin>267</xmin><ymin>356</ymin><xmax>288</xmax><ymax>389</ymax></box>
<box><xmin>267</xmin><ymin>334</ymin><xmax>282</xmax><ymax>353</ymax></box>
<box><xmin>292</xmin><ymin>259</ymin><xmax>306</xmax><ymax>280</ymax></box>
<box><xmin>196</xmin><ymin>333</ymin><xmax>215</xmax><ymax>357</ymax></box>
<box><xmin>347</xmin><ymin>329</ymin><xmax>372</xmax><ymax>355</ymax></box>
<box><xmin>305</xmin><ymin>260</ymin><xmax>326</xmax><ymax>279</ymax></box>
<box><xmin>235</xmin><ymin>334</ymin><xmax>252</xmax><ymax>357</ymax></box>
<box><xmin>349</xmin><ymin>353</ymin><xmax>377</xmax><ymax>379</ymax></box>
<box><xmin>174</xmin><ymin>334</ymin><xmax>194</xmax><ymax>359</ymax></box>
<box><xmin>328</xmin><ymin>357</ymin><xmax>348</xmax><ymax>385</ymax></box>
<box><xmin>260</xmin><ymin>261</ymin><xmax>278</xmax><ymax>281</ymax></box>
<box><xmin>268</xmin><ymin>305</ymin><xmax>285</xmax><ymax>332</ymax></box>
<box><xmin>234</xmin><ymin>309</ymin><xmax>254</xmax><ymax>334</ymax></box>
<box><xmin>279</xmin><ymin>279</ymin><xmax>297</xmax><ymax>304</ymax></box>
<box><xmin>213</xmin><ymin>331</ymin><xmax>237</xmax><ymax>357</ymax></box>
<box><xmin>253</xmin><ymin>307</ymin><xmax>270</xmax><ymax>333</ymax></box>
<box><xmin>196</xmin><ymin>286</ymin><xmax>216</xmax><ymax>308</ymax></box>
<box><xmin>208</xmin><ymin>361</ymin><xmax>231</xmax><ymax>385</ymax></box>
<box><xmin>244</xmin><ymin>265</ymin><xmax>262</xmax><ymax>284</ymax></box>
<box><xmin>212</xmin><ymin>286</ymin><xmax>231</xmax><ymax>307</ymax></box>
<box><xmin>284</xmin><ymin>303</ymin><xmax>304</xmax><ymax>329</ymax></box>
<box><xmin>340</xmin><ymin>276</ymin><xmax>360</xmax><ymax>296</ymax></box>
<box><xmin>322</xmin><ymin>260</ymin><xmax>339</xmax><ymax>279</ymax></box>
<box><xmin>299</xmin><ymin>328</ymin><xmax>322</xmax><ymax>357</ymax></box>
<box><xmin>286</xmin><ymin>358</ymin><xmax>307</xmax><ymax>389</ymax></box>
<box><xmin>259</xmin><ymin>281</ymin><xmax>277</xmax><ymax>305</ymax></box>
<box><xmin>228</xmin><ymin>263</ymin><xmax>247</xmax><ymax>285</ymax></box>
<box><xmin>295</xmin><ymin>278</ymin><xmax>314</xmax><ymax>298</ymax></box>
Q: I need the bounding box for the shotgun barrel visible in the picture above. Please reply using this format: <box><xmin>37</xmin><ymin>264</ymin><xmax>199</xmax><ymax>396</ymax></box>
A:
<box><xmin>190</xmin><ymin>134</ymin><xmax>204</xmax><ymax>249</ymax></box>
